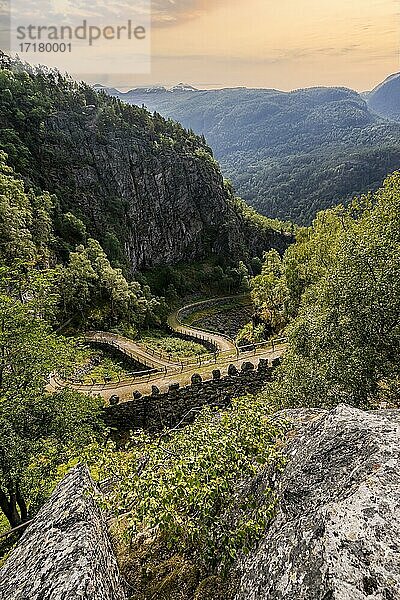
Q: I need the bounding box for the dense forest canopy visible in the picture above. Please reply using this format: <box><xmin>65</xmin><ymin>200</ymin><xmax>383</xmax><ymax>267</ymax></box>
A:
<box><xmin>250</xmin><ymin>173</ymin><xmax>400</xmax><ymax>408</ymax></box>
<box><xmin>106</xmin><ymin>84</ymin><xmax>400</xmax><ymax>224</ymax></box>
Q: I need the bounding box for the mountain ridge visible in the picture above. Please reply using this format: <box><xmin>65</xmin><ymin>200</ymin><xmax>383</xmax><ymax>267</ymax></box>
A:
<box><xmin>97</xmin><ymin>79</ymin><xmax>400</xmax><ymax>224</ymax></box>
<box><xmin>0</xmin><ymin>56</ymin><xmax>291</xmax><ymax>275</ymax></box>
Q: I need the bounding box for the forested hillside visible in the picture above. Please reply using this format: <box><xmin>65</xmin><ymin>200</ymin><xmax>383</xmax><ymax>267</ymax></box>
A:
<box><xmin>104</xmin><ymin>84</ymin><xmax>400</xmax><ymax>224</ymax></box>
<box><xmin>367</xmin><ymin>72</ymin><xmax>400</xmax><ymax>121</ymax></box>
<box><xmin>250</xmin><ymin>173</ymin><xmax>400</xmax><ymax>408</ymax></box>
<box><xmin>1</xmin><ymin>53</ymin><xmax>400</xmax><ymax>599</ymax></box>
<box><xmin>0</xmin><ymin>55</ymin><xmax>289</xmax><ymax>277</ymax></box>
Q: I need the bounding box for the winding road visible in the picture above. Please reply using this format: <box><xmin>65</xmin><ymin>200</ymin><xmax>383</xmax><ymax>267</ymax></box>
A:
<box><xmin>49</xmin><ymin>296</ymin><xmax>287</xmax><ymax>402</ymax></box>
<box><xmin>167</xmin><ymin>296</ymin><xmax>241</xmax><ymax>355</ymax></box>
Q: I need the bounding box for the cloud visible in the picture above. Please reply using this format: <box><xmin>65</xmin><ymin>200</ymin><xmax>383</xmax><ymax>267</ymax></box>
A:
<box><xmin>151</xmin><ymin>0</ymin><xmax>228</xmax><ymax>27</ymax></box>
<box><xmin>151</xmin><ymin>43</ymin><xmax>395</xmax><ymax>66</ymax></box>
<box><xmin>10</xmin><ymin>0</ymin><xmax>151</xmax><ymax>24</ymax></box>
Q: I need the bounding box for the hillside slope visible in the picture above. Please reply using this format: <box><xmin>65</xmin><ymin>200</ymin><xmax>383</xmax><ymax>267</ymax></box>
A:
<box><xmin>367</xmin><ymin>72</ymin><xmax>400</xmax><ymax>120</ymax></box>
<box><xmin>103</xmin><ymin>84</ymin><xmax>400</xmax><ymax>224</ymax></box>
<box><xmin>0</xmin><ymin>56</ymin><xmax>288</xmax><ymax>274</ymax></box>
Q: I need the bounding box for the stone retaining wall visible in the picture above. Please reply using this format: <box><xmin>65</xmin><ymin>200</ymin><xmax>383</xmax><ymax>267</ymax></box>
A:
<box><xmin>105</xmin><ymin>359</ymin><xmax>278</xmax><ymax>432</ymax></box>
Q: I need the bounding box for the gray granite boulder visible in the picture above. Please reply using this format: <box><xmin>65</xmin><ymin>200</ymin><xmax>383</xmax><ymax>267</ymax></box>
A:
<box><xmin>0</xmin><ymin>464</ymin><xmax>126</xmax><ymax>600</ymax></box>
<box><xmin>235</xmin><ymin>404</ymin><xmax>400</xmax><ymax>600</ymax></box>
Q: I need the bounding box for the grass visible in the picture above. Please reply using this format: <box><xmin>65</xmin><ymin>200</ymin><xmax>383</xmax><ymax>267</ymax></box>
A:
<box><xmin>71</xmin><ymin>346</ymin><xmax>135</xmax><ymax>384</ymax></box>
<box><xmin>138</xmin><ymin>330</ymin><xmax>210</xmax><ymax>359</ymax></box>
<box><xmin>183</xmin><ymin>296</ymin><xmax>252</xmax><ymax>327</ymax></box>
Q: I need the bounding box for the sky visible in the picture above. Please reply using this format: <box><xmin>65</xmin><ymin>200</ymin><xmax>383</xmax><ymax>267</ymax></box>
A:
<box><xmin>6</xmin><ymin>0</ymin><xmax>400</xmax><ymax>91</ymax></box>
<box><xmin>144</xmin><ymin>0</ymin><xmax>400</xmax><ymax>91</ymax></box>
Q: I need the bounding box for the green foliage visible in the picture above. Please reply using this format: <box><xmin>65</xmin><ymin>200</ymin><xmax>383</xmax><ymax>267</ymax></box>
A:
<box><xmin>236</xmin><ymin>322</ymin><xmax>266</xmax><ymax>346</ymax></box>
<box><xmin>99</xmin><ymin>396</ymin><xmax>287</xmax><ymax>570</ymax></box>
<box><xmin>0</xmin><ymin>268</ymin><xmax>73</xmax><ymax>399</ymax></box>
<box><xmin>0</xmin><ymin>388</ymin><xmax>104</xmax><ymax>527</ymax></box>
<box><xmin>227</xmin><ymin>189</ymin><xmax>293</xmax><ymax>235</ymax></box>
<box><xmin>142</xmin><ymin>260</ymin><xmax>251</xmax><ymax>300</ymax></box>
<box><xmin>0</xmin><ymin>265</ymin><xmax>104</xmax><ymax>528</ymax></box>
<box><xmin>250</xmin><ymin>250</ymin><xmax>289</xmax><ymax>333</ymax></box>
<box><xmin>0</xmin><ymin>155</ymin><xmax>161</xmax><ymax>334</ymax></box>
<box><xmin>194</xmin><ymin>148</ymin><xmax>219</xmax><ymax>169</ymax></box>
<box><xmin>56</xmin><ymin>239</ymin><xmax>161</xmax><ymax>329</ymax></box>
<box><xmin>0</xmin><ymin>153</ymin><xmax>52</xmax><ymax>268</ymax></box>
<box><xmin>72</xmin><ymin>346</ymin><xmax>134</xmax><ymax>384</ymax></box>
<box><xmin>138</xmin><ymin>330</ymin><xmax>209</xmax><ymax>359</ymax></box>
<box><xmin>266</xmin><ymin>173</ymin><xmax>400</xmax><ymax>408</ymax></box>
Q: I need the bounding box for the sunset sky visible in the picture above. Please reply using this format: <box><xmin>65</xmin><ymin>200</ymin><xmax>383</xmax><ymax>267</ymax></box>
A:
<box><xmin>142</xmin><ymin>0</ymin><xmax>400</xmax><ymax>91</ymax></box>
<box><xmin>6</xmin><ymin>0</ymin><xmax>400</xmax><ymax>91</ymax></box>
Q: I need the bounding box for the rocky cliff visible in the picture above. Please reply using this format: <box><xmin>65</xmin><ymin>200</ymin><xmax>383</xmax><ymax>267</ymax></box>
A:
<box><xmin>0</xmin><ymin>57</ymin><xmax>290</xmax><ymax>272</ymax></box>
<box><xmin>0</xmin><ymin>464</ymin><xmax>126</xmax><ymax>600</ymax></box>
<box><xmin>235</xmin><ymin>405</ymin><xmax>400</xmax><ymax>600</ymax></box>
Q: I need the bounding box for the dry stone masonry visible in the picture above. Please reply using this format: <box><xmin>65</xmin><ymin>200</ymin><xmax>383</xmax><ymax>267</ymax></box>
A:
<box><xmin>104</xmin><ymin>359</ymin><xmax>274</xmax><ymax>432</ymax></box>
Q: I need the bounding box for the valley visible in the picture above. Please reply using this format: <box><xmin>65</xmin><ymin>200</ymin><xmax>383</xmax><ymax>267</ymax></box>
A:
<box><xmin>0</xmin><ymin>53</ymin><xmax>399</xmax><ymax>600</ymax></box>
<box><xmin>98</xmin><ymin>81</ymin><xmax>400</xmax><ymax>224</ymax></box>
<box><xmin>49</xmin><ymin>295</ymin><xmax>286</xmax><ymax>402</ymax></box>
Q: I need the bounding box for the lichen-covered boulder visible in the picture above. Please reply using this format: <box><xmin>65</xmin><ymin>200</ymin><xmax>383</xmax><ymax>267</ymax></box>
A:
<box><xmin>235</xmin><ymin>405</ymin><xmax>400</xmax><ymax>600</ymax></box>
<box><xmin>0</xmin><ymin>464</ymin><xmax>126</xmax><ymax>600</ymax></box>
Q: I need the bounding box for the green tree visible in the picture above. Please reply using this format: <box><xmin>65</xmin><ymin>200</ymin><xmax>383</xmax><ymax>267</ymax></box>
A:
<box><xmin>251</xmin><ymin>250</ymin><xmax>289</xmax><ymax>332</ymax></box>
<box><xmin>57</xmin><ymin>239</ymin><xmax>161</xmax><ymax>329</ymax></box>
<box><xmin>0</xmin><ymin>389</ymin><xmax>104</xmax><ymax>528</ymax></box>
<box><xmin>270</xmin><ymin>174</ymin><xmax>400</xmax><ymax>409</ymax></box>
<box><xmin>0</xmin><ymin>267</ymin><xmax>103</xmax><ymax>528</ymax></box>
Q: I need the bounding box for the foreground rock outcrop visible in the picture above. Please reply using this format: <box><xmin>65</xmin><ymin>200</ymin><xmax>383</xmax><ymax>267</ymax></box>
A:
<box><xmin>0</xmin><ymin>465</ymin><xmax>126</xmax><ymax>600</ymax></box>
<box><xmin>235</xmin><ymin>405</ymin><xmax>400</xmax><ymax>600</ymax></box>
<box><xmin>1</xmin><ymin>405</ymin><xmax>399</xmax><ymax>600</ymax></box>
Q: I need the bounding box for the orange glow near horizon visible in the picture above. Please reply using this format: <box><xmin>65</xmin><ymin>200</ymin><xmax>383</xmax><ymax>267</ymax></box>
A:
<box><xmin>102</xmin><ymin>0</ymin><xmax>400</xmax><ymax>91</ymax></box>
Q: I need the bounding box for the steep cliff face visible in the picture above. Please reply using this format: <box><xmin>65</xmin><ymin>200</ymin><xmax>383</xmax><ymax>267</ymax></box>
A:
<box><xmin>41</xmin><ymin>110</ymin><xmax>282</xmax><ymax>271</ymax></box>
<box><xmin>0</xmin><ymin>59</ymin><xmax>289</xmax><ymax>272</ymax></box>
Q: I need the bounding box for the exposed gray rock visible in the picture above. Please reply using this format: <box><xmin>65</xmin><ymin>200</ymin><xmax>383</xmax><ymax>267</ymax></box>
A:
<box><xmin>0</xmin><ymin>465</ymin><xmax>126</xmax><ymax>600</ymax></box>
<box><xmin>235</xmin><ymin>405</ymin><xmax>400</xmax><ymax>600</ymax></box>
<box><xmin>26</xmin><ymin>102</ymin><xmax>291</xmax><ymax>272</ymax></box>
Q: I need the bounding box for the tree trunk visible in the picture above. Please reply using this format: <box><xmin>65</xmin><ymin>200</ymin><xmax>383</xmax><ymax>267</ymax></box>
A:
<box><xmin>0</xmin><ymin>489</ymin><xmax>22</xmax><ymax>528</ymax></box>
<box><xmin>16</xmin><ymin>485</ymin><xmax>28</xmax><ymax>522</ymax></box>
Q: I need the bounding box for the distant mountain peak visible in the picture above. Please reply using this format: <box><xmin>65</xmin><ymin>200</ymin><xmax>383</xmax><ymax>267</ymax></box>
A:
<box><xmin>169</xmin><ymin>83</ymin><xmax>198</xmax><ymax>92</ymax></box>
<box><xmin>367</xmin><ymin>72</ymin><xmax>400</xmax><ymax>120</ymax></box>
